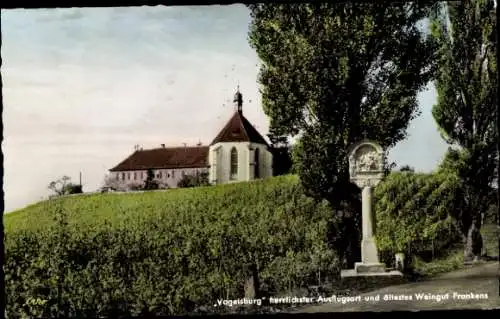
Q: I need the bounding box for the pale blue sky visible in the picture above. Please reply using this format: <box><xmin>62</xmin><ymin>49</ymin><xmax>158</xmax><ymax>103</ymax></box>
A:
<box><xmin>2</xmin><ymin>5</ymin><xmax>448</xmax><ymax>213</ymax></box>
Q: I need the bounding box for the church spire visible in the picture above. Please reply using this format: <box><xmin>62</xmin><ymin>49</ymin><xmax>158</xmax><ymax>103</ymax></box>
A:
<box><xmin>233</xmin><ymin>85</ymin><xmax>243</xmax><ymax>114</ymax></box>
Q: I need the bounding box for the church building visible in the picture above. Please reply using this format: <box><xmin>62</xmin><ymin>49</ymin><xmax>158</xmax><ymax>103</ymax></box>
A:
<box><xmin>108</xmin><ymin>88</ymin><xmax>273</xmax><ymax>189</ymax></box>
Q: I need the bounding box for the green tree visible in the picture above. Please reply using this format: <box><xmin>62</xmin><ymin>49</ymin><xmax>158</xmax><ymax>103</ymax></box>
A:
<box><xmin>399</xmin><ymin>165</ymin><xmax>415</xmax><ymax>172</ymax></box>
<box><xmin>248</xmin><ymin>3</ymin><xmax>437</xmax><ymax>263</ymax></box>
<box><xmin>195</xmin><ymin>171</ymin><xmax>210</xmax><ymax>187</ymax></box>
<box><xmin>177</xmin><ymin>171</ymin><xmax>210</xmax><ymax>188</ymax></box>
<box><xmin>144</xmin><ymin>169</ymin><xmax>159</xmax><ymax>191</ymax></box>
<box><xmin>64</xmin><ymin>183</ymin><xmax>83</xmax><ymax>195</ymax></box>
<box><xmin>267</xmin><ymin>127</ymin><xmax>293</xmax><ymax>176</ymax></box>
<box><xmin>430</xmin><ymin>0</ymin><xmax>497</xmax><ymax>261</ymax></box>
<box><xmin>48</xmin><ymin>176</ymin><xmax>81</xmax><ymax>196</ymax></box>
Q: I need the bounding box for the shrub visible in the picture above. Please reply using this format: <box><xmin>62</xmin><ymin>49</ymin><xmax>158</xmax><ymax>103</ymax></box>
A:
<box><xmin>374</xmin><ymin>171</ymin><xmax>462</xmax><ymax>266</ymax></box>
<box><xmin>127</xmin><ymin>182</ymin><xmax>145</xmax><ymax>191</ymax></box>
<box><xmin>65</xmin><ymin>184</ymin><xmax>83</xmax><ymax>194</ymax></box>
<box><xmin>144</xmin><ymin>169</ymin><xmax>159</xmax><ymax>190</ymax></box>
<box><xmin>5</xmin><ymin>175</ymin><xmax>340</xmax><ymax>316</ymax></box>
<box><xmin>484</xmin><ymin>203</ymin><xmax>498</xmax><ymax>224</ymax></box>
<box><xmin>177</xmin><ymin>171</ymin><xmax>209</xmax><ymax>188</ymax></box>
<box><xmin>270</xmin><ymin>146</ymin><xmax>293</xmax><ymax>176</ymax></box>
<box><xmin>48</xmin><ymin>176</ymin><xmax>82</xmax><ymax>196</ymax></box>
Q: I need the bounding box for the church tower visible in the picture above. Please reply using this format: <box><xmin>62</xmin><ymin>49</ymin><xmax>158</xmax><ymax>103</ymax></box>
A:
<box><xmin>208</xmin><ymin>86</ymin><xmax>273</xmax><ymax>185</ymax></box>
<box><xmin>234</xmin><ymin>85</ymin><xmax>243</xmax><ymax>114</ymax></box>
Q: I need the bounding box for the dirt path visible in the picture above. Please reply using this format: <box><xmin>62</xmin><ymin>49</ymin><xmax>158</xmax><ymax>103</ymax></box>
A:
<box><xmin>297</xmin><ymin>262</ymin><xmax>500</xmax><ymax>312</ymax></box>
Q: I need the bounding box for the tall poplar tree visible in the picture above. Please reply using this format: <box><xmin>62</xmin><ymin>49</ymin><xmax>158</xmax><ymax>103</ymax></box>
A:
<box><xmin>430</xmin><ymin>0</ymin><xmax>497</xmax><ymax>261</ymax></box>
<box><xmin>248</xmin><ymin>3</ymin><xmax>438</xmax><ymax>264</ymax></box>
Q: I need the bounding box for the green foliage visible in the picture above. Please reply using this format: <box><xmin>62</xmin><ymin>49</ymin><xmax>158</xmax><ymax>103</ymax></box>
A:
<box><xmin>248</xmin><ymin>3</ymin><xmax>437</xmax><ymax>208</ymax></box>
<box><xmin>484</xmin><ymin>204</ymin><xmax>498</xmax><ymax>224</ymax></box>
<box><xmin>64</xmin><ymin>183</ymin><xmax>83</xmax><ymax>194</ymax></box>
<box><xmin>144</xmin><ymin>168</ymin><xmax>159</xmax><ymax>190</ymax></box>
<box><xmin>480</xmin><ymin>223</ymin><xmax>499</xmax><ymax>257</ymax></box>
<box><xmin>375</xmin><ymin>171</ymin><xmax>462</xmax><ymax>265</ymax></box>
<box><xmin>5</xmin><ymin>175</ymin><xmax>340</xmax><ymax>316</ymax></box>
<box><xmin>48</xmin><ymin>176</ymin><xmax>83</xmax><ymax>197</ymax></box>
<box><xmin>412</xmin><ymin>247</ymin><xmax>464</xmax><ymax>277</ymax></box>
<box><xmin>399</xmin><ymin>165</ymin><xmax>415</xmax><ymax>172</ymax></box>
<box><xmin>430</xmin><ymin>0</ymin><xmax>497</xmax><ymax>259</ymax></box>
<box><xmin>176</xmin><ymin>171</ymin><xmax>210</xmax><ymax>188</ymax></box>
<box><xmin>270</xmin><ymin>145</ymin><xmax>293</xmax><ymax>176</ymax></box>
<box><xmin>48</xmin><ymin>176</ymin><xmax>73</xmax><ymax>196</ymax></box>
<box><xmin>438</xmin><ymin>148</ymin><xmax>497</xmax><ymax>229</ymax></box>
<box><xmin>128</xmin><ymin>182</ymin><xmax>145</xmax><ymax>191</ymax></box>
<box><xmin>267</xmin><ymin>128</ymin><xmax>293</xmax><ymax>176</ymax></box>
<box><xmin>431</xmin><ymin>0</ymin><xmax>497</xmax><ymax>149</ymax></box>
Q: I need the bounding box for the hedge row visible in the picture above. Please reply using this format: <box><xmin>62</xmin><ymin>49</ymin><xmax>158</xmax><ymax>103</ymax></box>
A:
<box><xmin>5</xmin><ymin>175</ymin><xmax>340</xmax><ymax>317</ymax></box>
<box><xmin>374</xmin><ymin>171</ymin><xmax>462</xmax><ymax>265</ymax></box>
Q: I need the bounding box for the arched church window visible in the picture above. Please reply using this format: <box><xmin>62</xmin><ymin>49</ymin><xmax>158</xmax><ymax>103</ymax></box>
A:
<box><xmin>230</xmin><ymin>147</ymin><xmax>238</xmax><ymax>180</ymax></box>
<box><xmin>254</xmin><ymin>148</ymin><xmax>260</xmax><ymax>179</ymax></box>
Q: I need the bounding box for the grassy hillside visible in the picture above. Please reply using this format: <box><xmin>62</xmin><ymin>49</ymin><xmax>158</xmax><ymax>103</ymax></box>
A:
<box><xmin>6</xmin><ymin>174</ymin><xmax>496</xmax><ymax>316</ymax></box>
<box><xmin>5</xmin><ymin>175</ymin><xmax>341</xmax><ymax>317</ymax></box>
<box><xmin>4</xmin><ymin>175</ymin><xmax>298</xmax><ymax>233</ymax></box>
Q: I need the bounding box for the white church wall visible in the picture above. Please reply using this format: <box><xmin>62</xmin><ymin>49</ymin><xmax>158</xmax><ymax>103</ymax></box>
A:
<box><xmin>248</xmin><ymin>147</ymin><xmax>255</xmax><ymax>180</ymax></box>
<box><xmin>209</xmin><ymin>142</ymin><xmax>251</xmax><ymax>184</ymax></box>
<box><xmin>208</xmin><ymin>145</ymin><xmax>221</xmax><ymax>184</ymax></box>
<box><xmin>216</xmin><ymin>146</ymin><xmax>224</xmax><ymax>182</ymax></box>
<box><xmin>265</xmin><ymin>147</ymin><xmax>273</xmax><ymax>178</ymax></box>
<box><xmin>249</xmin><ymin>143</ymin><xmax>273</xmax><ymax>179</ymax></box>
<box><xmin>209</xmin><ymin>142</ymin><xmax>273</xmax><ymax>185</ymax></box>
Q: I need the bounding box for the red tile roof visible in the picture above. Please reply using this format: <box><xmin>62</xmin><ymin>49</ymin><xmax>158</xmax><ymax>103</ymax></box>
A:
<box><xmin>109</xmin><ymin>111</ymin><xmax>268</xmax><ymax>172</ymax></box>
<box><xmin>211</xmin><ymin>110</ymin><xmax>269</xmax><ymax>146</ymax></box>
<box><xmin>109</xmin><ymin>146</ymin><xmax>209</xmax><ymax>171</ymax></box>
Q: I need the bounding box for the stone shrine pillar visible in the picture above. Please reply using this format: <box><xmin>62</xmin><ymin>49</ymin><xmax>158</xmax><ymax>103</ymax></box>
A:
<box><xmin>361</xmin><ymin>186</ymin><xmax>374</xmax><ymax>239</ymax></box>
<box><xmin>348</xmin><ymin>140</ymin><xmax>386</xmax><ymax>274</ymax></box>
